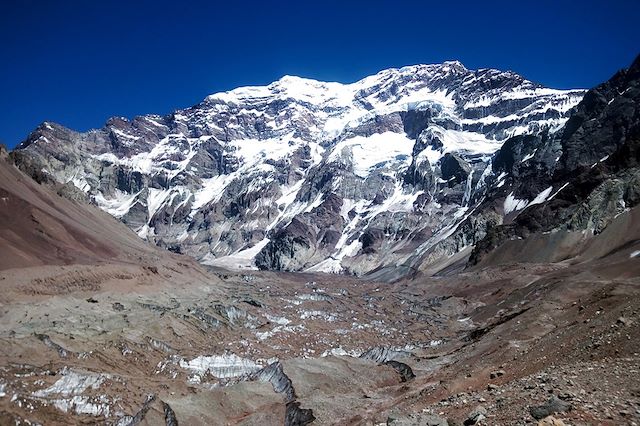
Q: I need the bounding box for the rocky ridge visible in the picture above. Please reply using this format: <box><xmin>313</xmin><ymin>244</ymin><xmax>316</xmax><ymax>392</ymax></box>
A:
<box><xmin>14</xmin><ymin>61</ymin><xmax>584</xmax><ymax>275</ymax></box>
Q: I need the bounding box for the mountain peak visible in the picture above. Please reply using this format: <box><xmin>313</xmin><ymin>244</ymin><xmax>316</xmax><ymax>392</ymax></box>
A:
<box><xmin>15</xmin><ymin>60</ymin><xmax>587</xmax><ymax>275</ymax></box>
<box><xmin>441</xmin><ymin>60</ymin><xmax>467</xmax><ymax>71</ymax></box>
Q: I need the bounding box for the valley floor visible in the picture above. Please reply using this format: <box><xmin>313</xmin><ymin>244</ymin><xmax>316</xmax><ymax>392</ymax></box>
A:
<box><xmin>0</xmin><ymin>244</ymin><xmax>639</xmax><ymax>425</ymax></box>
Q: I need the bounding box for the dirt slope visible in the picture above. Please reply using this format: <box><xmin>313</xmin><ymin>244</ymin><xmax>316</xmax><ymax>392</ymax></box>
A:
<box><xmin>0</xmin><ymin>157</ymin><xmax>156</xmax><ymax>270</ymax></box>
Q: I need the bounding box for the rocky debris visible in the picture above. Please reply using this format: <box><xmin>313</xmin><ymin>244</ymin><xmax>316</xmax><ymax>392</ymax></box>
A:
<box><xmin>387</xmin><ymin>411</ymin><xmax>449</xmax><ymax>425</ymax></box>
<box><xmin>536</xmin><ymin>416</ymin><xmax>567</xmax><ymax>426</ymax></box>
<box><xmin>35</xmin><ymin>334</ymin><xmax>72</xmax><ymax>358</ymax></box>
<box><xmin>617</xmin><ymin>316</ymin><xmax>632</xmax><ymax>326</ymax></box>
<box><xmin>138</xmin><ymin>301</ymin><xmax>175</xmax><ymax>314</ymax></box>
<box><xmin>384</xmin><ymin>360</ymin><xmax>415</xmax><ymax>382</ymax></box>
<box><xmin>252</xmin><ymin>362</ymin><xmax>315</xmax><ymax>426</ymax></box>
<box><xmin>529</xmin><ymin>396</ymin><xmax>572</xmax><ymax>420</ymax></box>
<box><xmin>285</xmin><ymin>401</ymin><xmax>315</xmax><ymax>426</ymax></box>
<box><xmin>360</xmin><ymin>346</ymin><xmax>412</xmax><ymax>363</ymax></box>
<box><xmin>489</xmin><ymin>369</ymin><xmax>505</xmax><ymax>379</ymax></box>
<box><xmin>56</xmin><ymin>181</ymin><xmax>90</xmax><ymax>203</ymax></box>
<box><xmin>253</xmin><ymin>361</ymin><xmax>296</xmax><ymax>402</ymax></box>
<box><xmin>145</xmin><ymin>337</ymin><xmax>175</xmax><ymax>354</ymax></box>
<box><xmin>121</xmin><ymin>394</ymin><xmax>156</xmax><ymax>425</ymax></box>
<box><xmin>463</xmin><ymin>405</ymin><xmax>487</xmax><ymax>425</ymax></box>
<box><xmin>162</xmin><ymin>401</ymin><xmax>179</xmax><ymax>426</ymax></box>
<box><xmin>112</xmin><ymin>302</ymin><xmax>125</xmax><ymax>311</ymax></box>
<box><xmin>242</xmin><ymin>298</ymin><xmax>264</xmax><ymax>308</ymax></box>
<box><xmin>1</xmin><ymin>174</ymin><xmax>639</xmax><ymax>426</ymax></box>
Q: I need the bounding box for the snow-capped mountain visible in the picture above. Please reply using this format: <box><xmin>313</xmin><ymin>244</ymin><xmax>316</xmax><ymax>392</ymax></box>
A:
<box><xmin>16</xmin><ymin>61</ymin><xmax>585</xmax><ymax>275</ymax></box>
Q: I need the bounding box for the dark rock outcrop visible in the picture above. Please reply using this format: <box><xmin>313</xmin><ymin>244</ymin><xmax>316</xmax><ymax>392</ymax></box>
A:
<box><xmin>441</xmin><ymin>153</ymin><xmax>471</xmax><ymax>187</ymax></box>
<box><xmin>162</xmin><ymin>401</ymin><xmax>179</xmax><ymax>426</ymax></box>
<box><xmin>252</xmin><ymin>362</ymin><xmax>315</xmax><ymax>426</ymax></box>
<box><xmin>384</xmin><ymin>360</ymin><xmax>415</xmax><ymax>382</ymax></box>
<box><xmin>529</xmin><ymin>396</ymin><xmax>572</xmax><ymax>420</ymax></box>
<box><xmin>469</xmin><ymin>54</ymin><xmax>640</xmax><ymax>266</ymax></box>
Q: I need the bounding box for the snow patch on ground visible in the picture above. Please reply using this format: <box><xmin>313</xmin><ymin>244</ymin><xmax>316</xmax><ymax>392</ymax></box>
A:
<box><xmin>327</xmin><ymin>131</ymin><xmax>415</xmax><ymax>178</ymax></box>
<box><xmin>299</xmin><ymin>310</ymin><xmax>338</xmax><ymax>322</ymax></box>
<box><xmin>179</xmin><ymin>354</ymin><xmax>261</xmax><ymax>379</ymax></box>
<box><xmin>33</xmin><ymin>369</ymin><xmax>108</xmax><ymax>398</ymax></box>
<box><xmin>53</xmin><ymin>395</ymin><xmax>111</xmax><ymax>417</ymax></box>
<box><xmin>504</xmin><ymin>192</ymin><xmax>529</xmax><ymax>215</ymax></box>
<box><xmin>202</xmin><ymin>238</ymin><xmax>270</xmax><ymax>270</ymax></box>
<box><xmin>93</xmin><ymin>190</ymin><xmax>142</xmax><ymax>218</ymax></box>
<box><xmin>321</xmin><ymin>347</ymin><xmax>364</xmax><ymax>358</ymax></box>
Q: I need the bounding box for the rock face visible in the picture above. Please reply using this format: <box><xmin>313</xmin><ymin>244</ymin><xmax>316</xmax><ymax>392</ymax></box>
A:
<box><xmin>469</xmin><ymin>54</ymin><xmax>640</xmax><ymax>266</ymax></box>
<box><xmin>14</xmin><ymin>61</ymin><xmax>585</xmax><ymax>275</ymax></box>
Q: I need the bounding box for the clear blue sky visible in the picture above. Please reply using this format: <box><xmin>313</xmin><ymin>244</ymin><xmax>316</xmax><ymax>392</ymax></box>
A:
<box><xmin>1</xmin><ymin>0</ymin><xmax>638</xmax><ymax>148</ymax></box>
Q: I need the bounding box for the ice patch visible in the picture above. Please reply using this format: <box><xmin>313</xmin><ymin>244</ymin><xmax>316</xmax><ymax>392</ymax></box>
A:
<box><xmin>504</xmin><ymin>192</ymin><xmax>529</xmax><ymax>215</ymax></box>
<box><xmin>305</xmin><ymin>258</ymin><xmax>344</xmax><ymax>274</ymax></box>
<box><xmin>33</xmin><ymin>369</ymin><xmax>108</xmax><ymax>397</ymax></box>
<box><xmin>202</xmin><ymin>238</ymin><xmax>270</xmax><ymax>270</ymax></box>
<box><xmin>521</xmin><ymin>149</ymin><xmax>537</xmax><ymax>163</ymax></box>
<box><xmin>299</xmin><ymin>310</ymin><xmax>338</xmax><ymax>321</ymax></box>
<box><xmin>53</xmin><ymin>395</ymin><xmax>111</xmax><ymax>417</ymax></box>
<box><xmin>255</xmin><ymin>324</ymin><xmax>304</xmax><ymax>341</ymax></box>
<box><xmin>320</xmin><ymin>347</ymin><xmax>364</xmax><ymax>358</ymax></box>
<box><xmin>179</xmin><ymin>354</ymin><xmax>261</xmax><ymax>379</ymax></box>
<box><xmin>504</xmin><ymin>186</ymin><xmax>553</xmax><ymax>216</ymax></box>
<box><xmin>529</xmin><ymin>186</ymin><xmax>553</xmax><ymax>207</ymax></box>
<box><xmin>327</xmin><ymin>131</ymin><xmax>415</xmax><ymax>178</ymax></box>
<box><xmin>264</xmin><ymin>314</ymin><xmax>291</xmax><ymax>325</ymax></box>
<box><xmin>93</xmin><ymin>190</ymin><xmax>142</xmax><ymax>218</ymax></box>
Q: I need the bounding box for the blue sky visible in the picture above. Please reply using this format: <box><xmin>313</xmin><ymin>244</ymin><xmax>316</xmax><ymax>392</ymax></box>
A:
<box><xmin>1</xmin><ymin>0</ymin><xmax>638</xmax><ymax>148</ymax></box>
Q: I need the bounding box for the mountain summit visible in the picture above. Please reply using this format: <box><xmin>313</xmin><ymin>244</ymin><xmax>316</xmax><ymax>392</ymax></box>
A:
<box><xmin>16</xmin><ymin>62</ymin><xmax>585</xmax><ymax>276</ymax></box>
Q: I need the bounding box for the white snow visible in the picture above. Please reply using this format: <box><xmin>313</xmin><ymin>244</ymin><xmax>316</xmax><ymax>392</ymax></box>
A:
<box><xmin>320</xmin><ymin>347</ymin><xmax>364</xmax><ymax>358</ymax></box>
<box><xmin>305</xmin><ymin>258</ymin><xmax>344</xmax><ymax>274</ymax></box>
<box><xmin>255</xmin><ymin>324</ymin><xmax>304</xmax><ymax>341</ymax></box>
<box><xmin>33</xmin><ymin>370</ymin><xmax>108</xmax><ymax>398</ymax></box>
<box><xmin>414</xmin><ymin>126</ymin><xmax>503</xmax><ymax>166</ymax></box>
<box><xmin>229</xmin><ymin>132</ymin><xmax>302</xmax><ymax>167</ymax></box>
<box><xmin>504</xmin><ymin>186</ymin><xmax>553</xmax><ymax>216</ymax></box>
<box><xmin>549</xmin><ymin>182</ymin><xmax>569</xmax><ymax>200</ymax></box>
<box><xmin>529</xmin><ymin>186</ymin><xmax>553</xmax><ymax>207</ymax></box>
<box><xmin>191</xmin><ymin>174</ymin><xmax>235</xmax><ymax>212</ymax></box>
<box><xmin>521</xmin><ymin>149</ymin><xmax>537</xmax><ymax>163</ymax></box>
<box><xmin>179</xmin><ymin>354</ymin><xmax>261</xmax><ymax>379</ymax></box>
<box><xmin>53</xmin><ymin>395</ymin><xmax>110</xmax><ymax>417</ymax></box>
<box><xmin>146</xmin><ymin>188</ymin><xmax>173</xmax><ymax>220</ymax></box>
<box><xmin>93</xmin><ymin>190</ymin><xmax>142</xmax><ymax>218</ymax></box>
<box><xmin>202</xmin><ymin>238</ymin><xmax>270</xmax><ymax>270</ymax></box>
<box><xmin>264</xmin><ymin>314</ymin><xmax>291</xmax><ymax>326</ymax></box>
<box><xmin>504</xmin><ymin>192</ymin><xmax>529</xmax><ymax>215</ymax></box>
<box><xmin>327</xmin><ymin>131</ymin><xmax>414</xmax><ymax>178</ymax></box>
<box><xmin>299</xmin><ymin>310</ymin><xmax>338</xmax><ymax>321</ymax></box>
